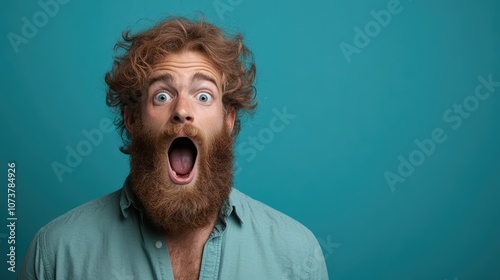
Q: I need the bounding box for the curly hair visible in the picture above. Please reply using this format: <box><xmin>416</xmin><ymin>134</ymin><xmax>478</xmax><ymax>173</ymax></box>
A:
<box><xmin>105</xmin><ymin>17</ymin><xmax>257</xmax><ymax>154</ymax></box>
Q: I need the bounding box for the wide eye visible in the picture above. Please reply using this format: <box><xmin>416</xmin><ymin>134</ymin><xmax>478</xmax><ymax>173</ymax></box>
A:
<box><xmin>196</xmin><ymin>92</ymin><xmax>212</xmax><ymax>103</ymax></box>
<box><xmin>154</xmin><ymin>91</ymin><xmax>172</xmax><ymax>104</ymax></box>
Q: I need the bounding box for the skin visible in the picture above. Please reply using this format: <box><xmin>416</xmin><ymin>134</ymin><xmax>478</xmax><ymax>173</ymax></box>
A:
<box><xmin>124</xmin><ymin>51</ymin><xmax>236</xmax><ymax>279</ymax></box>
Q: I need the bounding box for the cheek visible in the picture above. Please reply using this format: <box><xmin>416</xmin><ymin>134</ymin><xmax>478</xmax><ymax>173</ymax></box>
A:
<box><xmin>202</xmin><ymin>109</ymin><xmax>226</xmax><ymax>135</ymax></box>
<box><xmin>141</xmin><ymin>105</ymin><xmax>169</xmax><ymax>128</ymax></box>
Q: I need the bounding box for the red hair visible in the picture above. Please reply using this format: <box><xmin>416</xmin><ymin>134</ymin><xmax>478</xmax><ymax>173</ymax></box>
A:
<box><xmin>105</xmin><ymin>17</ymin><xmax>257</xmax><ymax>153</ymax></box>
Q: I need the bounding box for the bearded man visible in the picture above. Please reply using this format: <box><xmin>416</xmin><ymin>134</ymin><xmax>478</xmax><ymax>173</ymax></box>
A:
<box><xmin>19</xmin><ymin>17</ymin><xmax>328</xmax><ymax>280</ymax></box>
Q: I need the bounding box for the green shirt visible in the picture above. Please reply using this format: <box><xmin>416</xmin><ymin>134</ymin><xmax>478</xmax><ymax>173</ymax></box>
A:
<box><xmin>19</xmin><ymin>177</ymin><xmax>328</xmax><ymax>279</ymax></box>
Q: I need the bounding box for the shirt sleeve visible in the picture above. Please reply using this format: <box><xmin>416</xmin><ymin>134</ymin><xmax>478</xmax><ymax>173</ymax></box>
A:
<box><xmin>18</xmin><ymin>229</ymin><xmax>51</xmax><ymax>280</ymax></box>
<box><xmin>307</xmin><ymin>237</ymin><xmax>329</xmax><ymax>280</ymax></box>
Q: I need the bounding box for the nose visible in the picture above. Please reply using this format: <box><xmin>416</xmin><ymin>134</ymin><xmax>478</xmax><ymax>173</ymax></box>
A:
<box><xmin>171</xmin><ymin>95</ymin><xmax>193</xmax><ymax>124</ymax></box>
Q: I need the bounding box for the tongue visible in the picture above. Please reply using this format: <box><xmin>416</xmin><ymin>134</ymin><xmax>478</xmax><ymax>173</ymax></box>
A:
<box><xmin>169</xmin><ymin>147</ymin><xmax>194</xmax><ymax>175</ymax></box>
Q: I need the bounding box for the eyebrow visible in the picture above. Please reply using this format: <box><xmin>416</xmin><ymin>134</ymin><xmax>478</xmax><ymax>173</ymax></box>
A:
<box><xmin>148</xmin><ymin>73</ymin><xmax>174</xmax><ymax>87</ymax></box>
<box><xmin>147</xmin><ymin>72</ymin><xmax>219</xmax><ymax>89</ymax></box>
<box><xmin>191</xmin><ymin>72</ymin><xmax>219</xmax><ymax>88</ymax></box>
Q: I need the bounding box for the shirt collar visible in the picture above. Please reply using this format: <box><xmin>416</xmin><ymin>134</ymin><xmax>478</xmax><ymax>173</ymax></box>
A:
<box><xmin>119</xmin><ymin>175</ymin><xmax>244</xmax><ymax>224</ymax></box>
<box><xmin>119</xmin><ymin>176</ymin><xmax>138</xmax><ymax>219</ymax></box>
<box><xmin>220</xmin><ymin>189</ymin><xmax>244</xmax><ymax>225</ymax></box>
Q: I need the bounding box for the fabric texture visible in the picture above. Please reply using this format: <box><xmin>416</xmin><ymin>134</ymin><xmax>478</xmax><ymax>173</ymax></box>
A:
<box><xmin>18</xmin><ymin>177</ymin><xmax>328</xmax><ymax>280</ymax></box>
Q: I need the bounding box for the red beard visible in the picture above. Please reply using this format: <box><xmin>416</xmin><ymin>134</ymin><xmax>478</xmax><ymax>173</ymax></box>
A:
<box><xmin>128</xmin><ymin>120</ymin><xmax>234</xmax><ymax>234</ymax></box>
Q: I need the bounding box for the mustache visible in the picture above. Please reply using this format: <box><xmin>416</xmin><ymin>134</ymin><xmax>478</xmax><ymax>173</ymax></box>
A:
<box><xmin>162</xmin><ymin>123</ymin><xmax>200</xmax><ymax>139</ymax></box>
<box><xmin>132</xmin><ymin>122</ymin><xmax>202</xmax><ymax>144</ymax></box>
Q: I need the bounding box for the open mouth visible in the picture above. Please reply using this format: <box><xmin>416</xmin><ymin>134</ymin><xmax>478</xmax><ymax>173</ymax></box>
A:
<box><xmin>167</xmin><ymin>137</ymin><xmax>198</xmax><ymax>185</ymax></box>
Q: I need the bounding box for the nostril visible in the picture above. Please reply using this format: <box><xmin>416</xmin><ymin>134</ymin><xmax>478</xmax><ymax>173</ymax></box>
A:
<box><xmin>172</xmin><ymin>114</ymin><xmax>192</xmax><ymax>123</ymax></box>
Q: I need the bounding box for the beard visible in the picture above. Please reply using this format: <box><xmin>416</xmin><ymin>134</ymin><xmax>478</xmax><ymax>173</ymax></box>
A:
<box><xmin>128</xmin><ymin>119</ymin><xmax>234</xmax><ymax>235</ymax></box>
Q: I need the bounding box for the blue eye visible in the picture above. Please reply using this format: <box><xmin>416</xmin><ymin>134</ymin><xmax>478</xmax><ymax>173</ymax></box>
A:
<box><xmin>196</xmin><ymin>92</ymin><xmax>212</xmax><ymax>103</ymax></box>
<box><xmin>154</xmin><ymin>92</ymin><xmax>171</xmax><ymax>103</ymax></box>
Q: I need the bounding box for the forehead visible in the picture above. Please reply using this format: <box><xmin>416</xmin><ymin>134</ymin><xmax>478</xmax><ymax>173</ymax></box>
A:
<box><xmin>150</xmin><ymin>51</ymin><xmax>222</xmax><ymax>87</ymax></box>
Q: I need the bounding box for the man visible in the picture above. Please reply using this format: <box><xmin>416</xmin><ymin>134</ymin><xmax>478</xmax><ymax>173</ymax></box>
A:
<box><xmin>19</xmin><ymin>17</ymin><xmax>328</xmax><ymax>280</ymax></box>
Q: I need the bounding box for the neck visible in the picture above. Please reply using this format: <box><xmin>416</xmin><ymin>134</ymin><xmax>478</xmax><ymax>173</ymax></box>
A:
<box><xmin>164</xmin><ymin>213</ymin><xmax>218</xmax><ymax>280</ymax></box>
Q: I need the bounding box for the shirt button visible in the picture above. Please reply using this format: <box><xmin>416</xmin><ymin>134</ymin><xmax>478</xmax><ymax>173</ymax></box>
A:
<box><xmin>155</xmin><ymin>241</ymin><xmax>163</xmax><ymax>249</ymax></box>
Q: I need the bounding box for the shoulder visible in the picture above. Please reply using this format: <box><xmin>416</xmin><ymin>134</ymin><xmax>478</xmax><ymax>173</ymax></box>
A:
<box><xmin>33</xmin><ymin>189</ymin><xmax>123</xmax><ymax>254</ymax></box>
<box><xmin>43</xmin><ymin>190</ymin><xmax>121</xmax><ymax>235</ymax></box>
<box><xmin>230</xmin><ymin>188</ymin><xmax>320</xmax><ymax>251</ymax></box>
<box><xmin>228</xmin><ymin>189</ymin><xmax>329</xmax><ymax>279</ymax></box>
<box><xmin>18</xmin><ymin>190</ymin><xmax>123</xmax><ymax>279</ymax></box>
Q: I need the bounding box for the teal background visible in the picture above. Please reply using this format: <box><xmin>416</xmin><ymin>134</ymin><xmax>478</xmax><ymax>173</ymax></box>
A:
<box><xmin>1</xmin><ymin>0</ymin><xmax>499</xmax><ymax>279</ymax></box>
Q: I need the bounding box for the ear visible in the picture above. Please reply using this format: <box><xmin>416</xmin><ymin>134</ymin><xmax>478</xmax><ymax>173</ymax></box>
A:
<box><xmin>225</xmin><ymin>107</ymin><xmax>236</xmax><ymax>134</ymax></box>
<box><xmin>123</xmin><ymin>106</ymin><xmax>135</xmax><ymax>133</ymax></box>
